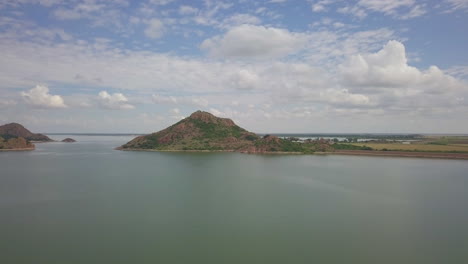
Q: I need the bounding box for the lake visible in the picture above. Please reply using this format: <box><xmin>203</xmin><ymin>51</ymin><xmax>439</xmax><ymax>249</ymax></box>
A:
<box><xmin>1</xmin><ymin>135</ymin><xmax>467</xmax><ymax>263</ymax></box>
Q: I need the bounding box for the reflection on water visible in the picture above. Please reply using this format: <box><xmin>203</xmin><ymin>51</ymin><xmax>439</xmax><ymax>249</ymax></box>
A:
<box><xmin>1</xmin><ymin>135</ymin><xmax>467</xmax><ymax>263</ymax></box>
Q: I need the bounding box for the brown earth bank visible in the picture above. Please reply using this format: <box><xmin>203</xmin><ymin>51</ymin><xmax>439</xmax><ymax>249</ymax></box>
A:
<box><xmin>329</xmin><ymin>150</ymin><xmax>468</xmax><ymax>160</ymax></box>
<box><xmin>0</xmin><ymin>136</ymin><xmax>35</xmax><ymax>151</ymax></box>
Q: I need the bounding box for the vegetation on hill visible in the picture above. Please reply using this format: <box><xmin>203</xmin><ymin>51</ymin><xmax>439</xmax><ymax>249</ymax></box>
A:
<box><xmin>0</xmin><ymin>135</ymin><xmax>34</xmax><ymax>150</ymax></box>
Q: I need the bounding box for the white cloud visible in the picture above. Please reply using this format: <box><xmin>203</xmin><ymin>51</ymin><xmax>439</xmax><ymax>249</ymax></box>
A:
<box><xmin>192</xmin><ymin>1</ymin><xmax>233</xmax><ymax>26</ymax></box>
<box><xmin>230</xmin><ymin>69</ymin><xmax>260</xmax><ymax>90</ymax></box>
<box><xmin>52</xmin><ymin>1</ymin><xmax>128</xmax><ymax>29</ymax></box>
<box><xmin>358</xmin><ymin>0</ymin><xmax>415</xmax><ymax>14</ymax></box>
<box><xmin>221</xmin><ymin>14</ymin><xmax>261</xmax><ymax>28</ymax></box>
<box><xmin>144</xmin><ymin>18</ymin><xmax>164</xmax><ymax>39</ymax></box>
<box><xmin>2</xmin><ymin>21</ymin><xmax>467</xmax><ymax>132</ymax></box>
<box><xmin>152</xmin><ymin>94</ymin><xmax>209</xmax><ymax>107</ymax></box>
<box><xmin>0</xmin><ymin>99</ymin><xmax>17</xmax><ymax>109</ymax></box>
<box><xmin>149</xmin><ymin>0</ymin><xmax>174</xmax><ymax>5</ymax></box>
<box><xmin>20</xmin><ymin>85</ymin><xmax>67</xmax><ymax>108</ymax></box>
<box><xmin>200</xmin><ymin>24</ymin><xmax>307</xmax><ymax>59</ymax></box>
<box><xmin>152</xmin><ymin>94</ymin><xmax>178</xmax><ymax>104</ymax></box>
<box><xmin>339</xmin><ymin>40</ymin><xmax>464</xmax><ymax>94</ymax></box>
<box><xmin>400</xmin><ymin>4</ymin><xmax>427</xmax><ymax>19</ymax></box>
<box><xmin>443</xmin><ymin>0</ymin><xmax>468</xmax><ymax>12</ymax></box>
<box><xmin>98</xmin><ymin>91</ymin><xmax>135</xmax><ymax>110</ymax></box>
<box><xmin>312</xmin><ymin>0</ymin><xmax>334</xmax><ymax>12</ymax></box>
<box><xmin>53</xmin><ymin>8</ymin><xmax>82</xmax><ymax>20</ymax></box>
<box><xmin>445</xmin><ymin>65</ymin><xmax>468</xmax><ymax>79</ymax></box>
<box><xmin>179</xmin><ymin>5</ymin><xmax>198</xmax><ymax>15</ymax></box>
<box><xmin>339</xmin><ymin>0</ymin><xmax>426</xmax><ymax>19</ymax></box>
<box><xmin>319</xmin><ymin>89</ymin><xmax>371</xmax><ymax>106</ymax></box>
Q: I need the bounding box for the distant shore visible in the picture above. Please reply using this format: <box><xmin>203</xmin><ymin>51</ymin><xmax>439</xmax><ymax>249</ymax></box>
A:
<box><xmin>0</xmin><ymin>147</ymin><xmax>35</xmax><ymax>152</ymax></box>
<box><xmin>327</xmin><ymin>150</ymin><xmax>468</xmax><ymax>160</ymax></box>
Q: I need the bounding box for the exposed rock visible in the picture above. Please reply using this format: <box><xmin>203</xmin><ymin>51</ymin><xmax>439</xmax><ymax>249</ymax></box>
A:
<box><xmin>62</xmin><ymin>138</ymin><xmax>76</xmax><ymax>143</ymax></box>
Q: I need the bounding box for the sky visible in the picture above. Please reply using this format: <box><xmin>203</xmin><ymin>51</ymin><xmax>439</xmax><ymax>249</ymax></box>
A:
<box><xmin>0</xmin><ymin>0</ymin><xmax>467</xmax><ymax>133</ymax></box>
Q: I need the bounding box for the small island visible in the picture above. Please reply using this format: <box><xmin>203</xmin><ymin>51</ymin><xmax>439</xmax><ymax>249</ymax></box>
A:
<box><xmin>62</xmin><ymin>138</ymin><xmax>76</xmax><ymax>143</ymax></box>
<box><xmin>0</xmin><ymin>123</ymin><xmax>51</xmax><ymax>151</ymax></box>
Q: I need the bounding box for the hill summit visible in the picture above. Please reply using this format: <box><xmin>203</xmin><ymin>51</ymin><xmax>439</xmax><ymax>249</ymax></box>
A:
<box><xmin>119</xmin><ymin>110</ymin><xmax>331</xmax><ymax>153</ymax></box>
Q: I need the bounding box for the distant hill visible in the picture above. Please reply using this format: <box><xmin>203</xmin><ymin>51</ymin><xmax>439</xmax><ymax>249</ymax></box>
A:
<box><xmin>0</xmin><ymin>123</ymin><xmax>51</xmax><ymax>142</ymax></box>
<box><xmin>119</xmin><ymin>111</ymin><xmax>332</xmax><ymax>153</ymax></box>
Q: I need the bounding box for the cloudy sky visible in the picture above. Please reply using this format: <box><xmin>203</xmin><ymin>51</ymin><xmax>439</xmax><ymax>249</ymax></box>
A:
<box><xmin>1</xmin><ymin>0</ymin><xmax>467</xmax><ymax>133</ymax></box>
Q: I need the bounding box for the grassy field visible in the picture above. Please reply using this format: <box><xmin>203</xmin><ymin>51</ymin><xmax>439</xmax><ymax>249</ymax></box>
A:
<box><xmin>349</xmin><ymin>143</ymin><xmax>468</xmax><ymax>152</ymax></box>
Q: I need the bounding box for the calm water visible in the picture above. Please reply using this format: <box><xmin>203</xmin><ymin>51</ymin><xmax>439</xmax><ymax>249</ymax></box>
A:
<box><xmin>1</xmin><ymin>135</ymin><xmax>467</xmax><ymax>264</ymax></box>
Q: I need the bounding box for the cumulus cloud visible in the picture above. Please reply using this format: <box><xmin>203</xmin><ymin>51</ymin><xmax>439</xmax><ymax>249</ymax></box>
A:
<box><xmin>98</xmin><ymin>91</ymin><xmax>135</xmax><ymax>110</ymax></box>
<box><xmin>319</xmin><ymin>89</ymin><xmax>371</xmax><ymax>107</ymax></box>
<box><xmin>21</xmin><ymin>85</ymin><xmax>67</xmax><ymax>108</ymax></box>
<box><xmin>144</xmin><ymin>18</ymin><xmax>164</xmax><ymax>38</ymax></box>
<box><xmin>230</xmin><ymin>69</ymin><xmax>260</xmax><ymax>90</ymax></box>
<box><xmin>339</xmin><ymin>40</ymin><xmax>464</xmax><ymax>94</ymax></box>
<box><xmin>200</xmin><ymin>24</ymin><xmax>307</xmax><ymax>59</ymax></box>
<box><xmin>2</xmin><ymin>20</ymin><xmax>467</xmax><ymax>132</ymax></box>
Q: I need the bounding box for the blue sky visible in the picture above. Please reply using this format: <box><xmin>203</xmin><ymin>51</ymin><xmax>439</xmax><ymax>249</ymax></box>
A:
<box><xmin>0</xmin><ymin>0</ymin><xmax>467</xmax><ymax>133</ymax></box>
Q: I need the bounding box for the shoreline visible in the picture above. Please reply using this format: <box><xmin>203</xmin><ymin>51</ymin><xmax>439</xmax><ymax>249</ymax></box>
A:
<box><xmin>0</xmin><ymin>147</ymin><xmax>35</xmax><ymax>152</ymax></box>
<box><xmin>116</xmin><ymin>148</ymin><xmax>303</xmax><ymax>155</ymax></box>
<box><xmin>117</xmin><ymin>148</ymin><xmax>468</xmax><ymax>160</ymax></box>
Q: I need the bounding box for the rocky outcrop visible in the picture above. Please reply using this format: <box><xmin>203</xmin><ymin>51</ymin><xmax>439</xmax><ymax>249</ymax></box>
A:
<box><xmin>62</xmin><ymin>138</ymin><xmax>76</xmax><ymax>143</ymax></box>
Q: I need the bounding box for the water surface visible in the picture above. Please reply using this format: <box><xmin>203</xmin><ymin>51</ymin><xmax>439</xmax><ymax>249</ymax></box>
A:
<box><xmin>1</xmin><ymin>135</ymin><xmax>467</xmax><ymax>263</ymax></box>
